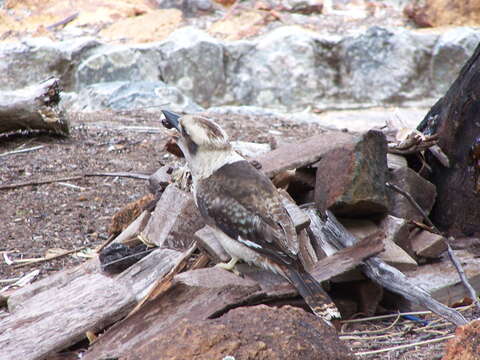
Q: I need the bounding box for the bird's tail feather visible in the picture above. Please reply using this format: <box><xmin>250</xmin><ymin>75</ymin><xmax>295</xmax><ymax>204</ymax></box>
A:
<box><xmin>285</xmin><ymin>268</ymin><xmax>341</xmax><ymax>325</ymax></box>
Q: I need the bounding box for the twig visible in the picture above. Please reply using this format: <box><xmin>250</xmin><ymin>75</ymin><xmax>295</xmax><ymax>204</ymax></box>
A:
<box><xmin>85</xmin><ymin>172</ymin><xmax>150</xmax><ymax>180</ymax></box>
<box><xmin>341</xmin><ymin>311</ymin><xmax>432</xmax><ymax>324</ymax></box>
<box><xmin>46</xmin><ymin>12</ymin><xmax>79</xmax><ymax>30</ymax></box>
<box><xmin>0</xmin><ymin>145</ymin><xmax>45</xmax><ymax>157</ymax></box>
<box><xmin>341</xmin><ymin>313</ymin><xmax>401</xmax><ymax>335</ymax></box>
<box><xmin>446</xmin><ymin>239</ymin><xmax>480</xmax><ymax>310</ymax></box>
<box><xmin>386</xmin><ymin>182</ymin><xmax>480</xmax><ymax>311</ymax></box>
<box><xmin>0</xmin><ymin>171</ymin><xmax>150</xmax><ymax>190</ymax></box>
<box><xmin>0</xmin><ymin>176</ymin><xmax>83</xmax><ymax>190</ymax></box>
<box><xmin>12</xmin><ymin>247</ymin><xmax>87</xmax><ymax>268</ymax></box>
<box><xmin>355</xmin><ymin>334</ymin><xmax>455</xmax><ymax>356</ymax></box>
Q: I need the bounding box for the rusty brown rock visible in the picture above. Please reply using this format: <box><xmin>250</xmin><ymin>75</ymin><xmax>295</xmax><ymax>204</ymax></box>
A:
<box><xmin>387</xmin><ymin>166</ymin><xmax>437</xmax><ymax>221</ymax></box>
<box><xmin>132</xmin><ymin>305</ymin><xmax>354</xmax><ymax>360</ymax></box>
<box><xmin>142</xmin><ymin>184</ymin><xmax>205</xmax><ymax>250</ymax></box>
<box><xmin>442</xmin><ymin>320</ymin><xmax>480</xmax><ymax>360</ymax></box>
<box><xmin>405</xmin><ymin>0</ymin><xmax>480</xmax><ymax>27</ymax></box>
<box><xmin>411</xmin><ymin>230</ymin><xmax>447</xmax><ymax>259</ymax></box>
<box><xmin>315</xmin><ymin>130</ymin><xmax>389</xmax><ymax>216</ymax></box>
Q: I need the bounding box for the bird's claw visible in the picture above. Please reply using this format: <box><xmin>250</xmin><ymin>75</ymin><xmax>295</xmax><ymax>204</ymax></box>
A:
<box><xmin>215</xmin><ymin>257</ymin><xmax>241</xmax><ymax>276</ymax></box>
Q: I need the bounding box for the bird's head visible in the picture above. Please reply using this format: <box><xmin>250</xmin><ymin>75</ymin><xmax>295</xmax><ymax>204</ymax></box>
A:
<box><xmin>162</xmin><ymin>110</ymin><xmax>242</xmax><ymax>178</ymax></box>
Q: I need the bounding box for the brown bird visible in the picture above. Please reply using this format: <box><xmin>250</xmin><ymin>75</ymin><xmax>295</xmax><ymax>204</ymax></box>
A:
<box><xmin>162</xmin><ymin>110</ymin><xmax>340</xmax><ymax>324</ymax></box>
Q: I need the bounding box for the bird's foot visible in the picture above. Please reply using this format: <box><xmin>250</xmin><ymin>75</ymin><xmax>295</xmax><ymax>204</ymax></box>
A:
<box><xmin>215</xmin><ymin>257</ymin><xmax>240</xmax><ymax>276</ymax></box>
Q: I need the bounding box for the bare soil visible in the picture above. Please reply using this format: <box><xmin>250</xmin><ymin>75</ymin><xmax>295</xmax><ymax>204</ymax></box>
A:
<box><xmin>0</xmin><ymin>110</ymin><xmax>325</xmax><ymax>281</ymax></box>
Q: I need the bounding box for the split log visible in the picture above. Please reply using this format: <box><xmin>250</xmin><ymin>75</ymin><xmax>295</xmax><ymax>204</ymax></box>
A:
<box><xmin>0</xmin><ymin>249</ymin><xmax>181</xmax><ymax>360</ymax></box>
<box><xmin>418</xmin><ymin>42</ymin><xmax>480</xmax><ymax>236</ymax></box>
<box><xmin>0</xmin><ymin>77</ymin><xmax>69</xmax><ymax>136</ymax></box>
<box><xmin>305</xmin><ymin>207</ymin><xmax>468</xmax><ymax>326</ymax></box>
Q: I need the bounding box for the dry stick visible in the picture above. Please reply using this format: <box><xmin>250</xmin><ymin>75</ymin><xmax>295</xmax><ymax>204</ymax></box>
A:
<box><xmin>0</xmin><ymin>145</ymin><xmax>45</xmax><ymax>157</ymax></box>
<box><xmin>0</xmin><ymin>172</ymin><xmax>150</xmax><ymax>190</ymax></box>
<box><xmin>386</xmin><ymin>182</ymin><xmax>480</xmax><ymax>311</ymax></box>
<box><xmin>12</xmin><ymin>246</ymin><xmax>87</xmax><ymax>269</ymax></box>
<box><xmin>355</xmin><ymin>334</ymin><xmax>455</xmax><ymax>357</ymax></box>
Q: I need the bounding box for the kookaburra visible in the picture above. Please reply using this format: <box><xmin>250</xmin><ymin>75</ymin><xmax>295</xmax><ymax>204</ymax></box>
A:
<box><xmin>162</xmin><ymin>110</ymin><xmax>340</xmax><ymax>324</ymax></box>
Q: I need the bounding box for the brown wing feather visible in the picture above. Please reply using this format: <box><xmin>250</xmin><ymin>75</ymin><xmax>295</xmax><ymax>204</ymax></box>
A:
<box><xmin>195</xmin><ymin>160</ymin><xmax>298</xmax><ymax>260</ymax></box>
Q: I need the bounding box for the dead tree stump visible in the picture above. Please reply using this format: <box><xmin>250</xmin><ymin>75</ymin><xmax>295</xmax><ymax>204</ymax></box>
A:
<box><xmin>418</xmin><ymin>43</ymin><xmax>480</xmax><ymax>236</ymax></box>
<box><xmin>0</xmin><ymin>77</ymin><xmax>69</xmax><ymax>136</ymax></box>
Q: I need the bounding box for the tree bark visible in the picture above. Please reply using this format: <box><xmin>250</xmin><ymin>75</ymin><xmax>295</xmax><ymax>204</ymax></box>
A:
<box><xmin>418</xmin><ymin>43</ymin><xmax>480</xmax><ymax>236</ymax></box>
<box><xmin>0</xmin><ymin>77</ymin><xmax>69</xmax><ymax>136</ymax></box>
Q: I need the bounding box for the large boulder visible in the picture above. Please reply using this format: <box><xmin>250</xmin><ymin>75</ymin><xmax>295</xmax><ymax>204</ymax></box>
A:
<box><xmin>338</xmin><ymin>26</ymin><xmax>436</xmax><ymax>106</ymax></box>
<box><xmin>0</xmin><ymin>37</ymin><xmax>99</xmax><ymax>91</ymax></box>
<box><xmin>133</xmin><ymin>305</ymin><xmax>354</xmax><ymax>360</ymax></box>
<box><xmin>158</xmin><ymin>27</ymin><xmax>226</xmax><ymax>108</ymax></box>
<box><xmin>223</xmin><ymin>26</ymin><xmax>340</xmax><ymax>111</ymax></box>
<box><xmin>431</xmin><ymin>27</ymin><xmax>480</xmax><ymax>95</ymax></box>
<box><xmin>65</xmin><ymin>81</ymin><xmax>202</xmax><ymax>112</ymax></box>
<box><xmin>75</xmin><ymin>44</ymin><xmax>162</xmax><ymax>88</ymax></box>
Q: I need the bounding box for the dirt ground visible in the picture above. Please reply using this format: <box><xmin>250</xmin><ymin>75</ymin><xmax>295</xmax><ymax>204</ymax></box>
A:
<box><xmin>0</xmin><ymin>109</ymin><xmax>326</xmax><ymax>282</ymax></box>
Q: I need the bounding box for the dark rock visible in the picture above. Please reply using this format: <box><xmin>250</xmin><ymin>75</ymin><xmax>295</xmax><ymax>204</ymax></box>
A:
<box><xmin>315</xmin><ymin>130</ymin><xmax>389</xmax><ymax>216</ymax></box>
<box><xmin>99</xmin><ymin>243</ymin><xmax>150</xmax><ymax>273</ymax></box>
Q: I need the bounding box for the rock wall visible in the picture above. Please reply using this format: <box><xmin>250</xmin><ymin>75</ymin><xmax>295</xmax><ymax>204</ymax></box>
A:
<box><xmin>1</xmin><ymin>26</ymin><xmax>479</xmax><ymax>113</ymax></box>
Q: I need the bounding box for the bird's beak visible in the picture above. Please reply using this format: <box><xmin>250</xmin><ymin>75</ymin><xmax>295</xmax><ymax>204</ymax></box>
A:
<box><xmin>161</xmin><ymin>110</ymin><xmax>181</xmax><ymax>131</ymax></box>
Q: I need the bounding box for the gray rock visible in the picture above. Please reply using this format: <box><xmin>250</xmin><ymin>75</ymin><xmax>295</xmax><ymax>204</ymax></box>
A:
<box><xmin>387</xmin><ymin>167</ymin><xmax>437</xmax><ymax>221</ymax></box>
<box><xmin>431</xmin><ymin>27</ymin><xmax>480</xmax><ymax>95</ymax></box>
<box><xmin>158</xmin><ymin>27</ymin><xmax>226</xmax><ymax>108</ymax></box>
<box><xmin>76</xmin><ymin>44</ymin><xmax>162</xmax><ymax>89</ymax></box>
<box><xmin>67</xmin><ymin>81</ymin><xmax>203</xmax><ymax>113</ymax></box>
<box><xmin>338</xmin><ymin>26</ymin><xmax>437</xmax><ymax>106</ymax></box>
<box><xmin>223</xmin><ymin>26</ymin><xmax>340</xmax><ymax>111</ymax></box>
<box><xmin>0</xmin><ymin>37</ymin><xmax>100</xmax><ymax>91</ymax></box>
<box><xmin>154</xmin><ymin>0</ymin><xmax>214</xmax><ymax>15</ymax></box>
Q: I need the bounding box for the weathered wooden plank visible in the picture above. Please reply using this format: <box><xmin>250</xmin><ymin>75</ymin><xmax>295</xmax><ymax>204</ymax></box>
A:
<box><xmin>142</xmin><ymin>184</ymin><xmax>205</xmax><ymax>250</ymax></box>
<box><xmin>0</xmin><ymin>249</ymin><xmax>181</xmax><ymax>360</ymax></box>
<box><xmin>255</xmin><ymin>131</ymin><xmax>356</xmax><ymax>178</ymax></box>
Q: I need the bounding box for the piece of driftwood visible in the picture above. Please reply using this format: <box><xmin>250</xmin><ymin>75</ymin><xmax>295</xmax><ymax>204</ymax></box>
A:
<box><xmin>417</xmin><ymin>42</ymin><xmax>480</xmax><ymax>236</ymax></box>
<box><xmin>254</xmin><ymin>130</ymin><xmax>358</xmax><ymax>178</ymax></box>
<box><xmin>304</xmin><ymin>207</ymin><xmax>467</xmax><ymax>326</ymax></box>
<box><xmin>0</xmin><ymin>77</ymin><xmax>68</xmax><ymax>136</ymax></box>
<box><xmin>0</xmin><ymin>249</ymin><xmax>181</xmax><ymax>360</ymax></box>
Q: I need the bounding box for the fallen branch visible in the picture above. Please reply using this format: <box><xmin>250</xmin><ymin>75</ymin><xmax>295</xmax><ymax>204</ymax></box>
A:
<box><xmin>0</xmin><ymin>77</ymin><xmax>68</xmax><ymax>136</ymax></box>
<box><xmin>0</xmin><ymin>172</ymin><xmax>150</xmax><ymax>191</ymax></box>
<box><xmin>305</xmin><ymin>207</ymin><xmax>468</xmax><ymax>326</ymax></box>
<box><xmin>0</xmin><ymin>145</ymin><xmax>45</xmax><ymax>158</ymax></box>
<box><xmin>386</xmin><ymin>182</ymin><xmax>480</xmax><ymax>311</ymax></box>
<box><xmin>11</xmin><ymin>247</ymin><xmax>87</xmax><ymax>268</ymax></box>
